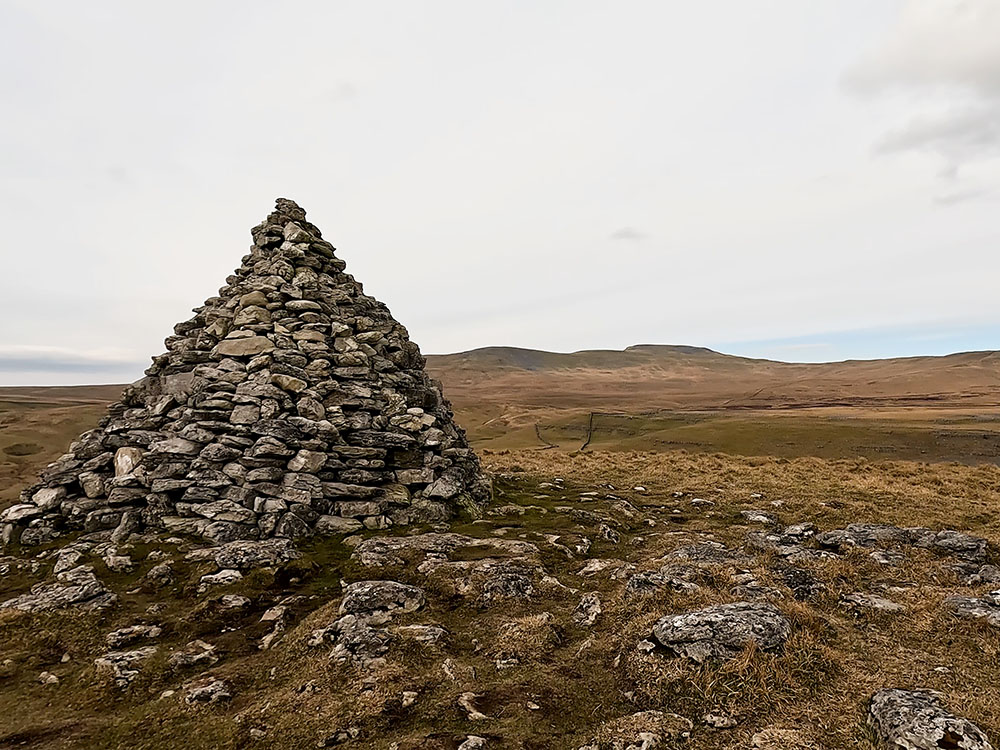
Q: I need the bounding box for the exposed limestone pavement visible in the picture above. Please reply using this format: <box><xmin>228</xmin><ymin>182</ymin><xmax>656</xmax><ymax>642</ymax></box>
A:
<box><xmin>0</xmin><ymin>463</ymin><xmax>998</xmax><ymax>747</ymax></box>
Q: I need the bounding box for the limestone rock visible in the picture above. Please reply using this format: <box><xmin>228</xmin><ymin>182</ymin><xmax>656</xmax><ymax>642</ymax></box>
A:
<box><xmin>573</xmin><ymin>591</ymin><xmax>602</xmax><ymax>626</ymax></box>
<box><xmin>168</xmin><ymin>640</ymin><xmax>218</xmax><ymax>670</ymax></box>
<box><xmin>212</xmin><ymin>538</ymin><xmax>300</xmax><ymax>570</ymax></box>
<box><xmin>339</xmin><ymin>580</ymin><xmax>426</xmax><ymax>616</ymax></box>
<box><xmin>38</xmin><ymin>671</ymin><xmax>60</xmax><ymax>686</ymax></box>
<box><xmin>394</xmin><ymin>624</ymin><xmax>447</xmax><ymax>643</ymax></box>
<box><xmin>32</xmin><ymin>487</ymin><xmax>66</xmax><ymax>511</ymax></box>
<box><xmin>184</xmin><ymin>676</ymin><xmax>232</xmax><ymax>704</ymax></box>
<box><xmin>945</xmin><ymin>594</ymin><xmax>1000</xmax><ymax>628</ymax></box>
<box><xmin>842</xmin><ymin>592</ymin><xmax>905</xmax><ymax>615</ymax></box>
<box><xmin>308</xmin><ymin>580</ymin><xmax>428</xmax><ymax>666</ymax></box>
<box><xmin>315</xmin><ymin>515</ymin><xmax>363</xmax><ymax>535</ymax></box>
<box><xmin>816</xmin><ymin>525</ymin><xmax>989</xmax><ymax>564</ymax></box>
<box><xmin>741</xmin><ymin>509</ymin><xmax>779</xmax><ymax>526</ymax></box>
<box><xmin>0</xmin><ymin>565</ymin><xmax>116</xmax><ymax>613</ymax></box>
<box><xmin>868</xmin><ymin>689</ymin><xmax>994</xmax><ymax>749</ymax></box>
<box><xmin>106</xmin><ymin>624</ymin><xmax>162</xmax><ymax>648</ymax></box>
<box><xmin>651</xmin><ymin>601</ymin><xmax>791</xmax><ymax>662</ymax></box>
<box><xmin>215</xmin><ymin>336</ymin><xmax>275</xmax><ymax>357</ymax></box>
<box><xmin>582</xmin><ymin>710</ymin><xmax>693</xmax><ymax>750</ymax></box>
<box><xmin>320</xmin><ymin>728</ymin><xmax>362</xmax><ymax>747</ymax></box>
<box><xmin>703</xmin><ymin>713</ymin><xmax>738</xmax><ymax>729</ymax></box>
<box><xmin>307</xmin><ymin>613</ymin><xmax>394</xmax><ymax>667</ymax></box>
<box><xmin>954</xmin><ymin>564</ymin><xmax>1000</xmax><ymax>586</ymax></box>
<box><xmin>220</xmin><ymin>594</ymin><xmax>251</xmax><ymax>609</ymax></box>
<box><xmin>667</xmin><ymin>541</ymin><xmax>749</xmax><ymax>565</ymax></box>
<box><xmin>0</xmin><ymin>504</ymin><xmax>42</xmax><ymax>524</ymax></box>
<box><xmin>458</xmin><ymin>692</ymin><xmax>489</xmax><ymax>721</ymax></box>
<box><xmin>199</xmin><ymin>569</ymin><xmax>242</xmax><ymax>588</ymax></box>
<box><xmin>352</xmin><ymin>532</ymin><xmax>538</xmax><ymax>568</ymax></box>
<box><xmin>114</xmin><ymin>447</ymin><xmax>144</xmax><ymax>477</ymax></box>
<box><xmin>94</xmin><ymin>646</ymin><xmax>158</xmax><ymax>689</ymax></box>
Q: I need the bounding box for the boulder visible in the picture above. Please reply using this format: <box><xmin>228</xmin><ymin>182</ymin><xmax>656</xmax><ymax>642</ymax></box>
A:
<box><xmin>868</xmin><ymin>689</ymin><xmax>994</xmax><ymax>750</ymax></box>
<box><xmin>114</xmin><ymin>447</ymin><xmax>144</xmax><ymax>477</ymax></box>
<box><xmin>184</xmin><ymin>676</ymin><xmax>232</xmax><ymax>704</ymax></box>
<box><xmin>573</xmin><ymin>592</ymin><xmax>602</xmax><ymax>626</ymax></box>
<box><xmin>945</xmin><ymin>594</ymin><xmax>1000</xmax><ymax>628</ymax></box>
<box><xmin>94</xmin><ymin>646</ymin><xmax>158</xmax><ymax>689</ymax></box>
<box><xmin>106</xmin><ymin>624</ymin><xmax>162</xmax><ymax>649</ymax></box>
<box><xmin>315</xmin><ymin>515</ymin><xmax>363</xmax><ymax>535</ymax></box>
<box><xmin>0</xmin><ymin>565</ymin><xmax>116</xmax><ymax>613</ymax></box>
<box><xmin>339</xmin><ymin>580</ymin><xmax>426</xmax><ymax>616</ymax></box>
<box><xmin>651</xmin><ymin>601</ymin><xmax>791</xmax><ymax>662</ymax></box>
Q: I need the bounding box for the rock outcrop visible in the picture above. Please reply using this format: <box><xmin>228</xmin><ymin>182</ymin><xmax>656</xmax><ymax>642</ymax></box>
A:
<box><xmin>0</xmin><ymin>564</ymin><xmax>116</xmax><ymax>613</ymax></box>
<box><xmin>2</xmin><ymin>199</ymin><xmax>489</xmax><ymax>546</ymax></box>
<box><xmin>945</xmin><ymin>591</ymin><xmax>1000</xmax><ymax>628</ymax></box>
<box><xmin>650</xmin><ymin>601</ymin><xmax>791</xmax><ymax>662</ymax></box>
<box><xmin>868</xmin><ymin>689</ymin><xmax>994</xmax><ymax>750</ymax></box>
<box><xmin>307</xmin><ymin>579</ymin><xmax>430</xmax><ymax>666</ymax></box>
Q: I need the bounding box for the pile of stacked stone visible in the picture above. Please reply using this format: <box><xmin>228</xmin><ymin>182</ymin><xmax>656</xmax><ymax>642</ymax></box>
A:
<box><xmin>2</xmin><ymin>198</ymin><xmax>490</xmax><ymax>546</ymax></box>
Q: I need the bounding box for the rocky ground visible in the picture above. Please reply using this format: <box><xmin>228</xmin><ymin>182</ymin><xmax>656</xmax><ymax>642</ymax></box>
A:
<box><xmin>1</xmin><ymin>449</ymin><xmax>999</xmax><ymax>749</ymax></box>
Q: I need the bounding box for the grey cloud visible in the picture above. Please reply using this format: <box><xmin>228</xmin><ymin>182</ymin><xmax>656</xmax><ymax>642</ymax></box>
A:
<box><xmin>874</xmin><ymin>106</ymin><xmax>1000</xmax><ymax>161</ymax></box>
<box><xmin>609</xmin><ymin>227</ymin><xmax>646</xmax><ymax>241</ymax></box>
<box><xmin>847</xmin><ymin>2</ymin><xmax>1000</xmax><ymax>165</ymax></box>
<box><xmin>845</xmin><ymin>1</ymin><xmax>1000</xmax><ymax>97</ymax></box>
<box><xmin>330</xmin><ymin>82</ymin><xmax>358</xmax><ymax>102</ymax></box>
<box><xmin>933</xmin><ymin>186</ymin><xmax>992</xmax><ymax>206</ymax></box>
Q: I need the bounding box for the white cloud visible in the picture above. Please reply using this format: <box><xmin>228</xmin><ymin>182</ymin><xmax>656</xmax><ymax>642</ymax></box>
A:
<box><xmin>875</xmin><ymin>107</ymin><xmax>1000</xmax><ymax>160</ymax></box>
<box><xmin>846</xmin><ymin>1</ymin><xmax>1000</xmax><ymax>168</ymax></box>
<box><xmin>933</xmin><ymin>186</ymin><xmax>992</xmax><ymax>206</ymax></box>
<box><xmin>846</xmin><ymin>1</ymin><xmax>1000</xmax><ymax>97</ymax></box>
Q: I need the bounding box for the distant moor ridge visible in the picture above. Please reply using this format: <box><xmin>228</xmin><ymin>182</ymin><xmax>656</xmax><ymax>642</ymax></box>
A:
<box><xmin>1</xmin><ymin>198</ymin><xmax>489</xmax><ymax>548</ymax></box>
<box><xmin>426</xmin><ymin>345</ymin><xmax>1000</xmax><ymax>412</ymax></box>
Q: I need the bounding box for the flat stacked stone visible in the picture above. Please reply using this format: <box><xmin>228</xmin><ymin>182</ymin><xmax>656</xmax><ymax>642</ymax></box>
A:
<box><xmin>2</xmin><ymin>198</ymin><xmax>490</xmax><ymax>546</ymax></box>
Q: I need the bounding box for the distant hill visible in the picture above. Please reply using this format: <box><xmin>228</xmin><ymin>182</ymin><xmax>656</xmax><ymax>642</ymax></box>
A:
<box><xmin>2</xmin><ymin>347</ymin><xmax>1000</xmax><ymax>485</ymax></box>
<box><xmin>425</xmin><ymin>345</ymin><xmax>1000</xmax><ymax>412</ymax></box>
<box><xmin>426</xmin><ymin>344</ymin><xmax>732</xmax><ymax>372</ymax></box>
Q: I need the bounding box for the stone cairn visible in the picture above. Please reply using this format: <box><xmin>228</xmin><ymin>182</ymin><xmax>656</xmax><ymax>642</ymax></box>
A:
<box><xmin>2</xmin><ymin>198</ymin><xmax>490</xmax><ymax>547</ymax></box>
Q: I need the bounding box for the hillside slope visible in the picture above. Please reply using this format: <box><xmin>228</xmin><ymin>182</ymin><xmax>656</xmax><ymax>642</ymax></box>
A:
<box><xmin>3</xmin><ymin>346</ymin><xmax>1000</xmax><ymax>492</ymax></box>
<box><xmin>423</xmin><ymin>346</ymin><xmax>1000</xmax><ymax>461</ymax></box>
<box><xmin>425</xmin><ymin>346</ymin><xmax>1000</xmax><ymax>411</ymax></box>
<box><xmin>2</xmin><ymin>450</ymin><xmax>999</xmax><ymax>749</ymax></box>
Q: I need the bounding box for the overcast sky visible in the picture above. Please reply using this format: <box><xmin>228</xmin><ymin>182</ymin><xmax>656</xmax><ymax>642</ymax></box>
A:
<box><xmin>2</xmin><ymin>1</ymin><xmax>999</xmax><ymax>385</ymax></box>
